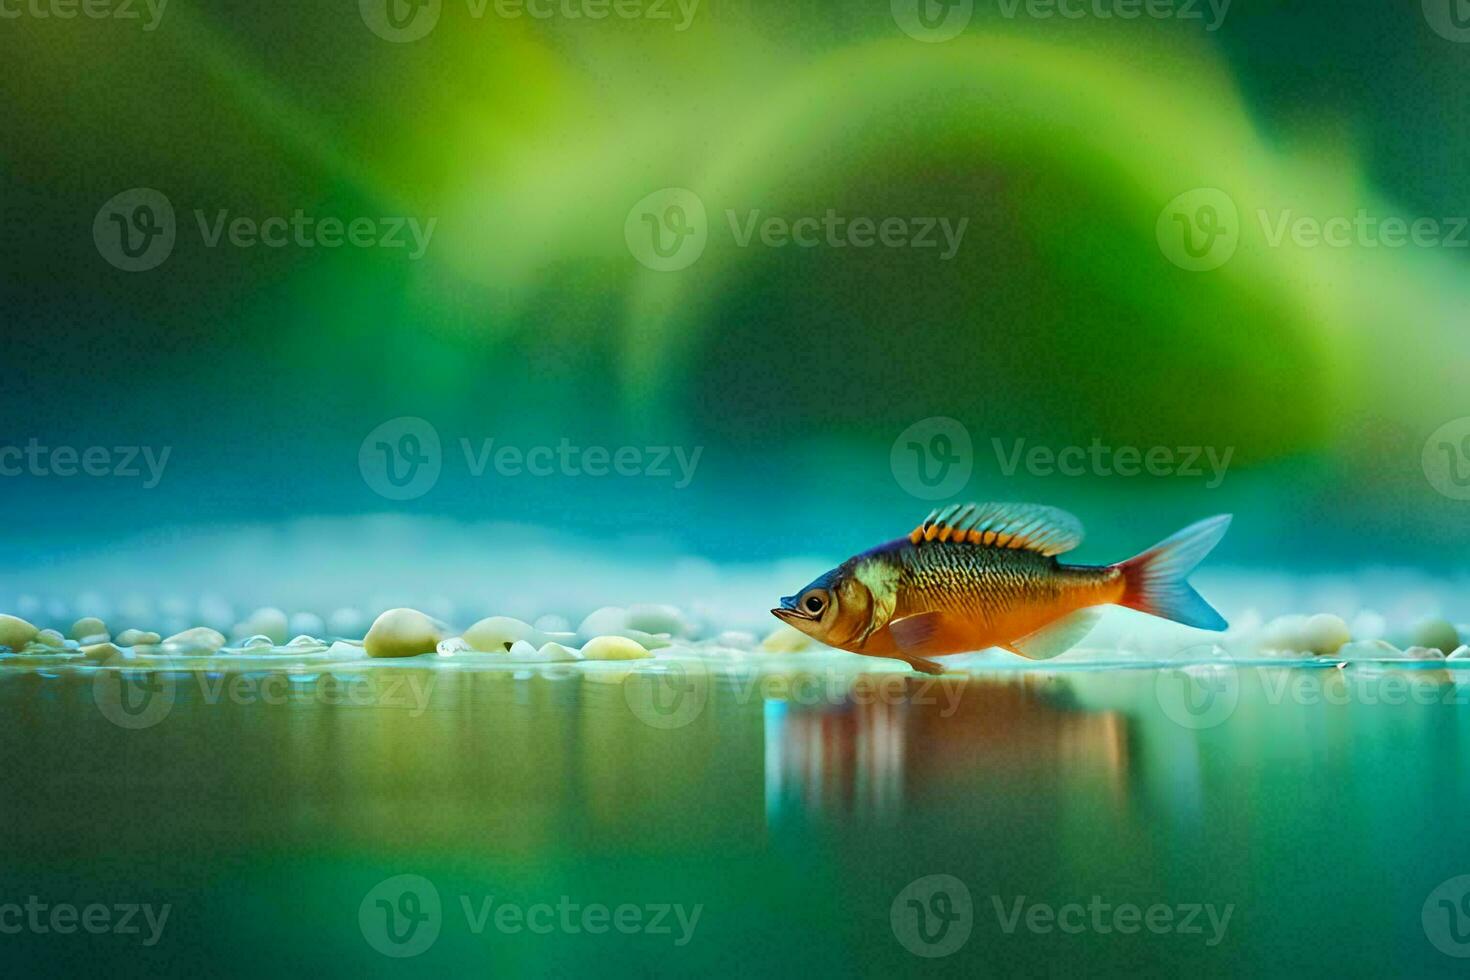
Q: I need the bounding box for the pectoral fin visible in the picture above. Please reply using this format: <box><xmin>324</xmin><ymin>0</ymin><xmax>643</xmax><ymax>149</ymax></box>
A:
<box><xmin>1009</xmin><ymin>608</ymin><xmax>1102</xmax><ymax>660</ymax></box>
<box><xmin>888</xmin><ymin>611</ymin><xmax>954</xmax><ymax>658</ymax></box>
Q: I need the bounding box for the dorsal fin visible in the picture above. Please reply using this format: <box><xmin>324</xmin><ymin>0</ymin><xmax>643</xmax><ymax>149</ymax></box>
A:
<box><xmin>907</xmin><ymin>502</ymin><xmax>1084</xmax><ymax>557</ymax></box>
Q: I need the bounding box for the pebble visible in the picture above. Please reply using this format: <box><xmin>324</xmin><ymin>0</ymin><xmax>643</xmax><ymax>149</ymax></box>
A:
<box><xmin>235</xmin><ymin>607</ymin><xmax>288</xmax><ymax>645</ymax></box>
<box><xmin>1448</xmin><ymin>645</ymin><xmax>1470</xmax><ymax>660</ymax></box>
<box><xmin>1335</xmin><ymin>639</ymin><xmax>1408</xmax><ymax>661</ymax></box>
<box><xmin>577</xmin><ymin>607</ymin><xmax>629</xmax><ymax>642</ymax></box>
<box><xmin>579</xmin><ymin>635</ymin><xmax>651</xmax><ymax>661</ymax></box>
<box><xmin>537</xmin><ymin>641</ymin><xmax>581</xmax><ymax>661</ymax></box>
<box><xmin>0</xmin><ymin>614</ymin><xmax>39</xmax><ymax>650</ymax></box>
<box><xmin>79</xmin><ymin>641</ymin><xmax>127</xmax><ymax>662</ymax></box>
<box><xmin>625</xmin><ymin>603</ymin><xmax>690</xmax><ymax>638</ymax></box>
<box><xmin>286</xmin><ymin>634</ymin><xmax>326</xmax><ymax>648</ymax></box>
<box><xmin>116</xmin><ymin>629</ymin><xmax>162</xmax><ymax>647</ymax></box>
<box><xmin>239</xmin><ymin>635</ymin><xmax>277</xmax><ymax>649</ymax></box>
<box><xmin>463</xmin><ymin>616</ymin><xmax>541</xmax><ymax>653</ymax></box>
<box><xmin>288</xmin><ymin>612</ymin><xmax>326</xmax><ymax>639</ymax></box>
<box><xmin>1302</xmin><ymin>614</ymin><xmax>1350</xmax><ymax>655</ymax></box>
<box><xmin>69</xmin><ymin>616</ymin><xmax>110</xmax><ymax>643</ymax></box>
<box><xmin>716</xmin><ymin>630</ymin><xmax>757</xmax><ymax>650</ymax></box>
<box><xmin>1403</xmin><ymin>646</ymin><xmax>1447</xmax><ymax>660</ymax></box>
<box><xmin>34</xmin><ymin>628</ymin><xmax>66</xmax><ymax>649</ymax></box>
<box><xmin>762</xmin><ymin>625</ymin><xmax>812</xmax><ymax>653</ymax></box>
<box><xmin>1409</xmin><ymin>618</ymin><xmax>1460</xmax><ymax>656</ymax></box>
<box><xmin>363</xmin><ymin>608</ymin><xmax>442</xmax><ymax>659</ymax></box>
<box><xmin>163</xmin><ymin>627</ymin><xmax>227</xmax><ymax>654</ymax></box>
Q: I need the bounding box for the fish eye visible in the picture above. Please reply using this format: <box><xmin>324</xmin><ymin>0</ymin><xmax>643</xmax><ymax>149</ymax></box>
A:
<box><xmin>802</xmin><ymin>591</ymin><xmax>827</xmax><ymax>615</ymax></box>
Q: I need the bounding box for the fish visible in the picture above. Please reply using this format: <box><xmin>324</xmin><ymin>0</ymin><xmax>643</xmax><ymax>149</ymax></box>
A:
<box><xmin>771</xmin><ymin>502</ymin><xmax>1231</xmax><ymax>674</ymax></box>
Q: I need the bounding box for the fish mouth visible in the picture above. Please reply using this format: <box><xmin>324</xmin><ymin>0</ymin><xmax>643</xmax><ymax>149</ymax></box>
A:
<box><xmin>771</xmin><ymin>607</ymin><xmax>810</xmax><ymax>625</ymax></box>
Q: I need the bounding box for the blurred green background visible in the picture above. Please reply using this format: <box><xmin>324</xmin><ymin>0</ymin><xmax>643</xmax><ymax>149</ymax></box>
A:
<box><xmin>4</xmin><ymin>0</ymin><xmax>1470</xmax><ymax>582</ymax></box>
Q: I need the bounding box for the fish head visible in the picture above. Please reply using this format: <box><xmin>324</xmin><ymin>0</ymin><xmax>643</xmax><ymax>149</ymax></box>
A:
<box><xmin>772</xmin><ymin>565</ymin><xmax>874</xmax><ymax>648</ymax></box>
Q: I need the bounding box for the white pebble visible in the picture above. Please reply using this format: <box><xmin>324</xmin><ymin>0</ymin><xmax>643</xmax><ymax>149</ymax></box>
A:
<box><xmin>577</xmin><ymin>607</ymin><xmax>629</xmax><ymax>642</ymax></box>
<box><xmin>1403</xmin><ymin>646</ymin><xmax>1447</xmax><ymax>660</ymax></box>
<box><xmin>625</xmin><ymin>604</ymin><xmax>690</xmax><ymax>637</ymax></box>
<box><xmin>0</xmin><ymin>614</ymin><xmax>39</xmax><ymax>650</ymax></box>
<box><xmin>716</xmin><ymin>630</ymin><xmax>757</xmax><ymax>649</ymax></box>
<box><xmin>288</xmin><ymin>612</ymin><xmax>326</xmax><ymax>639</ymax></box>
<box><xmin>1302</xmin><ymin>614</ymin><xmax>1350</xmax><ymax>655</ymax></box>
<box><xmin>1448</xmin><ymin>645</ymin><xmax>1470</xmax><ymax>660</ymax></box>
<box><xmin>69</xmin><ymin>616</ymin><xmax>110</xmax><ymax>643</ymax></box>
<box><xmin>463</xmin><ymin>616</ymin><xmax>541</xmax><ymax>653</ymax></box>
<box><xmin>537</xmin><ymin>641</ymin><xmax>581</xmax><ymax>661</ymax></box>
<box><xmin>163</xmin><ymin>627</ymin><xmax>227</xmax><ymax>654</ymax></box>
<box><xmin>79</xmin><ymin>641</ymin><xmax>127</xmax><ymax>662</ymax></box>
<box><xmin>580</xmin><ymin>635</ymin><xmax>651</xmax><ymax>661</ymax></box>
<box><xmin>364</xmin><ymin>608</ymin><xmax>442</xmax><ymax>659</ymax></box>
<box><xmin>237</xmin><ymin>607</ymin><xmax>288</xmax><ymax>645</ymax></box>
<box><xmin>1335</xmin><ymin>639</ymin><xmax>1408</xmax><ymax>661</ymax></box>
<box><xmin>116</xmin><ymin>629</ymin><xmax>162</xmax><ymax>647</ymax></box>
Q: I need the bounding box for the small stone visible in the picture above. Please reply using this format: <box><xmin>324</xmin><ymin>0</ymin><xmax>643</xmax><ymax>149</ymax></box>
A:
<box><xmin>762</xmin><ymin>625</ymin><xmax>812</xmax><ymax>653</ymax></box>
<box><xmin>0</xmin><ymin>614</ymin><xmax>40</xmax><ymax>650</ymax></box>
<box><xmin>508</xmin><ymin>640</ymin><xmax>541</xmax><ymax>660</ymax></box>
<box><xmin>537</xmin><ymin>641</ymin><xmax>581</xmax><ymax>661</ymax></box>
<box><xmin>288</xmin><ymin>612</ymin><xmax>326</xmax><ymax>639</ymax></box>
<box><xmin>363</xmin><ymin>608</ymin><xmax>442</xmax><ymax>659</ymax></box>
<box><xmin>240</xmin><ymin>635</ymin><xmax>277</xmax><ymax>649</ymax></box>
<box><xmin>1301</xmin><ymin>614</ymin><xmax>1350</xmax><ymax>656</ymax></box>
<box><xmin>580</xmin><ymin>635</ymin><xmax>651</xmax><ymax>661</ymax></box>
<box><xmin>463</xmin><ymin>616</ymin><xmax>540</xmax><ymax>653</ymax></box>
<box><xmin>716</xmin><ymin>630</ymin><xmax>757</xmax><ymax>649</ymax></box>
<box><xmin>577</xmin><ymin>607</ymin><xmax>629</xmax><ymax>642</ymax></box>
<box><xmin>163</xmin><ymin>626</ymin><xmax>227</xmax><ymax>654</ymax></box>
<box><xmin>69</xmin><ymin>616</ymin><xmax>110</xmax><ymax>643</ymax></box>
<box><xmin>1448</xmin><ymin>645</ymin><xmax>1470</xmax><ymax>660</ymax></box>
<box><xmin>1409</xmin><ymin>618</ymin><xmax>1460</xmax><ymax>656</ymax></box>
<box><xmin>1336</xmin><ymin>639</ymin><xmax>1408</xmax><ymax>661</ymax></box>
<box><xmin>34</xmin><ymin>628</ymin><xmax>66</xmax><ymax>649</ymax></box>
<box><xmin>116</xmin><ymin>629</ymin><xmax>162</xmax><ymax>647</ymax></box>
<box><xmin>79</xmin><ymin>641</ymin><xmax>127</xmax><ymax>662</ymax></box>
<box><xmin>1403</xmin><ymin>646</ymin><xmax>1447</xmax><ymax>660</ymax></box>
<box><xmin>286</xmin><ymin>634</ymin><xmax>325</xmax><ymax>648</ymax></box>
<box><xmin>625</xmin><ymin>604</ymin><xmax>689</xmax><ymax>638</ymax></box>
<box><xmin>236</xmin><ymin>607</ymin><xmax>288</xmax><ymax>645</ymax></box>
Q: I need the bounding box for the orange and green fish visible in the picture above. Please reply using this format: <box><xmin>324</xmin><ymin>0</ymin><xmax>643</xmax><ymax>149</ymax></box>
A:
<box><xmin>771</xmin><ymin>502</ymin><xmax>1231</xmax><ymax>674</ymax></box>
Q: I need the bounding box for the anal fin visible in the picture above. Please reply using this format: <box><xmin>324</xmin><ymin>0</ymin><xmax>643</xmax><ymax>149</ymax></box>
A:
<box><xmin>1010</xmin><ymin>608</ymin><xmax>1102</xmax><ymax>661</ymax></box>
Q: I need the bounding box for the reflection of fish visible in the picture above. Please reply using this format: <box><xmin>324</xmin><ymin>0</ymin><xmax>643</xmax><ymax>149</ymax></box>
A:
<box><xmin>772</xmin><ymin>502</ymin><xmax>1230</xmax><ymax>674</ymax></box>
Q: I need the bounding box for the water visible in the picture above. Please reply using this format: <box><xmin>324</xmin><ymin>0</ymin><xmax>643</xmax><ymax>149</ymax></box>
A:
<box><xmin>2</xmin><ymin>658</ymin><xmax>1468</xmax><ymax>976</ymax></box>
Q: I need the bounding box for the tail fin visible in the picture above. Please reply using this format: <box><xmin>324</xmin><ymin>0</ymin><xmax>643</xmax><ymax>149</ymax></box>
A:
<box><xmin>1116</xmin><ymin>515</ymin><xmax>1231</xmax><ymax>631</ymax></box>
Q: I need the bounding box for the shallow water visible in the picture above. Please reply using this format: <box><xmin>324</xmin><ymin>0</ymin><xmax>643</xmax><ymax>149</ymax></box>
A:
<box><xmin>3</xmin><ymin>656</ymin><xmax>1469</xmax><ymax>976</ymax></box>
